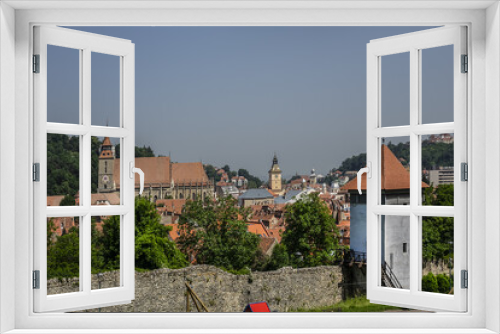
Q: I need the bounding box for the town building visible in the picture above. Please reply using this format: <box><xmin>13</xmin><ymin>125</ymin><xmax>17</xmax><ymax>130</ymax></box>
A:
<box><xmin>429</xmin><ymin>168</ymin><xmax>454</xmax><ymax>186</ymax></box>
<box><xmin>428</xmin><ymin>133</ymin><xmax>454</xmax><ymax>144</ymax></box>
<box><xmin>97</xmin><ymin>137</ymin><xmax>214</xmax><ymax>201</ymax></box>
<box><xmin>238</xmin><ymin>189</ymin><xmax>275</xmax><ymax>207</ymax></box>
<box><xmin>342</xmin><ymin>144</ymin><xmax>429</xmax><ymax>289</ymax></box>
<box><xmin>268</xmin><ymin>154</ymin><xmax>282</xmax><ymax>193</ymax></box>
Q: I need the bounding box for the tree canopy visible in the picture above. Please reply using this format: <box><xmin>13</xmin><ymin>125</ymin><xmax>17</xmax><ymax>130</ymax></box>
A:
<box><xmin>47</xmin><ymin>197</ymin><xmax>187</xmax><ymax>280</ymax></box>
<box><xmin>177</xmin><ymin>196</ymin><xmax>261</xmax><ymax>272</ymax></box>
<box><xmin>422</xmin><ymin>184</ymin><xmax>454</xmax><ymax>262</ymax></box>
<box><xmin>282</xmin><ymin>193</ymin><xmax>339</xmax><ymax>267</ymax></box>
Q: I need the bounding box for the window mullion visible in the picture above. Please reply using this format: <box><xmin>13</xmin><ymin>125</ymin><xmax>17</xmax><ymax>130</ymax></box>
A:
<box><xmin>81</xmin><ymin>47</ymin><xmax>92</xmax><ymax>294</ymax></box>
<box><xmin>409</xmin><ymin>47</ymin><xmax>420</xmax><ymax>295</ymax></box>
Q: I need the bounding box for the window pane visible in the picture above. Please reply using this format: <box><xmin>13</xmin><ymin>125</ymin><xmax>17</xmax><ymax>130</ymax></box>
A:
<box><xmin>381</xmin><ymin>52</ymin><xmax>410</xmax><ymax>127</ymax></box>
<box><xmin>47</xmin><ymin>216</ymin><xmax>80</xmax><ymax>295</ymax></box>
<box><xmin>380</xmin><ymin>137</ymin><xmax>410</xmax><ymax>205</ymax></box>
<box><xmin>381</xmin><ymin>215</ymin><xmax>410</xmax><ymax>290</ymax></box>
<box><xmin>91</xmin><ymin>136</ymin><xmax>121</xmax><ymax>205</ymax></box>
<box><xmin>91</xmin><ymin>215</ymin><xmax>121</xmax><ymax>290</ymax></box>
<box><xmin>47</xmin><ymin>45</ymin><xmax>80</xmax><ymax>124</ymax></box>
<box><xmin>421</xmin><ymin>45</ymin><xmax>454</xmax><ymax>124</ymax></box>
<box><xmin>47</xmin><ymin>134</ymin><xmax>80</xmax><ymax>206</ymax></box>
<box><xmin>421</xmin><ymin>134</ymin><xmax>454</xmax><ymax>206</ymax></box>
<box><xmin>421</xmin><ymin>216</ymin><xmax>454</xmax><ymax>295</ymax></box>
<box><xmin>92</xmin><ymin>52</ymin><xmax>120</xmax><ymax>127</ymax></box>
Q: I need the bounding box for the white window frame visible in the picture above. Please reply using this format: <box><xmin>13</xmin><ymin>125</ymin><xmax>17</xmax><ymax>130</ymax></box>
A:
<box><xmin>33</xmin><ymin>25</ymin><xmax>136</xmax><ymax>313</ymax></box>
<box><xmin>366</xmin><ymin>26</ymin><xmax>468</xmax><ymax>312</ymax></box>
<box><xmin>0</xmin><ymin>1</ymin><xmax>499</xmax><ymax>333</ymax></box>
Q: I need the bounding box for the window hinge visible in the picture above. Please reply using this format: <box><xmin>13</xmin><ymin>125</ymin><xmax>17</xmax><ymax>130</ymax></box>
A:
<box><xmin>461</xmin><ymin>54</ymin><xmax>468</xmax><ymax>73</ymax></box>
<box><xmin>33</xmin><ymin>54</ymin><xmax>40</xmax><ymax>73</ymax></box>
<box><xmin>461</xmin><ymin>270</ymin><xmax>468</xmax><ymax>289</ymax></box>
<box><xmin>461</xmin><ymin>162</ymin><xmax>468</xmax><ymax>181</ymax></box>
<box><xmin>33</xmin><ymin>270</ymin><xmax>40</xmax><ymax>289</ymax></box>
<box><xmin>33</xmin><ymin>163</ymin><xmax>40</xmax><ymax>182</ymax></box>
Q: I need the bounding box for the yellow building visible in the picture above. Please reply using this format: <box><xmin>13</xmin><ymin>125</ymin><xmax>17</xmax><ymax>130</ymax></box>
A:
<box><xmin>268</xmin><ymin>154</ymin><xmax>282</xmax><ymax>193</ymax></box>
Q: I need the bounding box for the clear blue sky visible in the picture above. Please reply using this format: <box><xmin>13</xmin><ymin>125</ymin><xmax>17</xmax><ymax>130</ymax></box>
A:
<box><xmin>48</xmin><ymin>26</ymin><xmax>453</xmax><ymax>180</ymax></box>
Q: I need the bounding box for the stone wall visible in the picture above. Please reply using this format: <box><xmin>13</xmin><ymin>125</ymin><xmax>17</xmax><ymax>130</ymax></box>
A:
<box><xmin>422</xmin><ymin>259</ymin><xmax>453</xmax><ymax>276</ymax></box>
<box><xmin>47</xmin><ymin>265</ymin><xmax>343</xmax><ymax>313</ymax></box>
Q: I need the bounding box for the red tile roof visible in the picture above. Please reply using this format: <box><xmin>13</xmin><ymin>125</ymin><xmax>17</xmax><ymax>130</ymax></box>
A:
<box><xmin>268</xmin><ymin>226</ymin><xmax>285</xmax><ymax>243</ymax></box>
<box><xmin>115</xmin><ymin>156</ymin><xmax>171</xmax><ymax>188</ymax></box>
<box><xmin>172</xmin><ymin>162</ymin><xmax>209</xmax><ymax>185</ymax></box>
<box><xmin>114</xmin><ymin>157</ymin><xmax>209</xmax><ymax>188</ymax></box>
<box><xmin>259</xmin><ymin>237</ymin><xmax>278</xmax><ymax>255</ymax></box>
<box><xmin>91</xmin><ymin>193</ymin><xmax>120</xmax><ymax>205</ymax></box>
<box><xmin>342</xmin><ymin>145</ymin><xmax>429</xmax><ymax>192</ymax></box>
<box><xmin>47</xmin><ymin>195</ymin><xmax>65</xmax><ymax>206</ymax></box>
<box><xmin>165</xmin><ymin>223</ymin><xmax>182</xmax><ymax>241</ymax></box>
<box><xmin>247</xmin><ymin>222</ymin><xmax>269</xmax><ymax>237</ymax></box>
<box><xmin>156</xmin><ymin>199</ymin><xmax>186</xmax><ymax>215</ymax></box>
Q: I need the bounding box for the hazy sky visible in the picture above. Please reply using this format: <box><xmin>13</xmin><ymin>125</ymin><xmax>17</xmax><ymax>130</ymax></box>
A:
<box><xmin>48</xmin><ymin>26</ymin><xmax>453</xmax><ymax>180</ymax></box>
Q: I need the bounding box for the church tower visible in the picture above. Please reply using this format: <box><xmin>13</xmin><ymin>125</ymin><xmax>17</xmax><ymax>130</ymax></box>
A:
<box><xmin>98</xmin><ymin>137</ymin><xmax>116</xmax><ymax>193</ymax></box>
<box><xmin>268</xmin><ymin>153</ymin><xmax>282</xmax><ymax>193</ymax></box>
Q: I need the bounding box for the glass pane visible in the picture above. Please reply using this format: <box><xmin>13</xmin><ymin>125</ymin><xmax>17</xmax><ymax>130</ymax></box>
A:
<box><xmin>381</xmin><ymin>52</ymin><xmax>410</xmax><ymax>127</ymax></box>
<box><xmin>91</xmin><ymin>136</ymin><xmax>121</xmax><ymax>205</ymax></box>
<box><xmin>421</xmin><ymin>134</ymin><xmax>454</xmax><ymax>206</ymax></box>
<box><xmin>380</xmin><ymin>137</ymin><xmax>410</xmax><ymax>205</ymax></box>
<box><xmin>421</xmin><ymin>216</ymin><xmax>454</xmax><ymax>295</ymax></box>
<box><xmin>421</xmin><ymin>45</ymin><xmax>454</xmax><ymax>124</ymax></box>
<box><xmin>91</xmin><ymin>215</ymin><xmax>121</xmax><ymax>290</ymax></box>
<box><xmin>47</xmin><ymin>45</ymin><xmax>80</xmax><ymax>124</ymax></box>
<box><xmin>47</xmin><ymin>216</ymin><xmax>80</xmax><ymax>295</ymax></box>
<box><xmin>381</xmin><ymin>215</ymin><xmax>410</xmax><ymax>290</ymax></box>
<box><xmin>92</xmin><ymin>52</ymin><xmax>120</xmax><ymax>127</ymax></box>
<box><xmin>47</xmin><ymin>134</ymin><xmax>80</xmax><ymax>206</ymax></box>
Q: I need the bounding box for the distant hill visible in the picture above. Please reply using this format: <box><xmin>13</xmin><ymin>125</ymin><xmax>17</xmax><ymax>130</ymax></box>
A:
<box><xmin>334</xmin><ymin>139</ymin><xmax>454</xmax><ymax>175</ymax></box>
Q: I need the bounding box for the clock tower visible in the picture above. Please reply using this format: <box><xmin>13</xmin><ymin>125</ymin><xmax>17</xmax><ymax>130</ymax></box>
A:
<box><xmin>98</xmin><ymin>137</ymin><xmax>116</xmax><ymax>193</ymax></box>
<box><xmin>268</xmin><ymin>153</ymin><xmax>282</xmax><ymax>193</ymax></box>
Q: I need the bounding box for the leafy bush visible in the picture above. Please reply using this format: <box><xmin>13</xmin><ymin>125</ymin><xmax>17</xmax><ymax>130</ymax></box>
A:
<box><xmin>422</xmin><ymin>273</ymin><xmax>439</xmax><ymax>293</ymax></box>
<box><xmin>436</xmin><ymin>274</ymin><xmax>451</xmax><ymax>294</ymax></box>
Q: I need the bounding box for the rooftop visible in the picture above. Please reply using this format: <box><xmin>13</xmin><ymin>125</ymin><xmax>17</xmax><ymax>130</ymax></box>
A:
<box><xmin>342</xmin><ymin>145</ymin><xmax>429</xmax><ymax>192</ymax></box>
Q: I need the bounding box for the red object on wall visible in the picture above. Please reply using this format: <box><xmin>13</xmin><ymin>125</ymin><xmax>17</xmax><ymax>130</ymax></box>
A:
<box><xmin>243</xmin><ymin>302</ymin><xmax>271</xmax><ymax>312</ymax></box>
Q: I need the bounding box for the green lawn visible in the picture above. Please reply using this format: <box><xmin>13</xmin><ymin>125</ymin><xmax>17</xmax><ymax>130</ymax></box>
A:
<box><xmin>292</xmin><ymin>295</ymin><xmax>408</xmax><ymax>312</ymax></box>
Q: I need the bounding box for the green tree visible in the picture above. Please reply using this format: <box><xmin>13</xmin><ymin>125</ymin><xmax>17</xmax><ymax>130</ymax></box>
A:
<box><xmin>47</xmin><ymin>134</ymin><xmax>80</xmax><ymax>197</ymax></box>
<box><xmin>134</xmin><ymin>197</ymin><xmax>188</xmax><ymax>270</ymax></box>
<box><xmin>422</xmin><ymin>184</ymin><xmax>454</xmax><ymax>262</ymax></box>
<box><xmin>59</xmin><ymin>194</ymin><xmax>75</xmax><ymax>206</ymax></box>
<box><xmin>47</xmin><ymin>225</ymin><xmax>80</xmax><ymax>279</ymax></box>
<box><xmin>282</xmin><ymin>193</ymin><xmax>339</xmax><ymax>267</ymax></box>
<box><xmin>91</xmin><ymin>136</ymin><xmax>102</xmax><ymax>193</ymax></box>
<box><xmin>337</xmin><ymin>153</ymin><xmax>366</xmax><ymax>172</ymax></box>
<box><xmin>114</xmin><ymin>143</ymin><xmax>155</xmax><ymax>159</ymax></box>
<box><xmin>422</xmin><ymin>273</ymin><xmax>439</xmax><ymax>293</ymax></box>
<box><xmin>177</xmin><ymin>196</ymin><xmax>260</xmax><ymax>272</ymax></box>
<box><xmin>263</xmin><ymin>243</ymin><xmax>289</xmax><ymax>271</ymax></box>
<box><xmin>203</xmin><ymin>164</ymin><xmax>220</xmax><ymax>182</ymax></box>
<box><xmin>436</xmin><ymin>274</ymin><xmax>451</xmax><ymax>294</ymax></box>
<box><xmin>99</xmin><ymin>216</ymin><xmax>121</xmax><ymax>270</ymax></box>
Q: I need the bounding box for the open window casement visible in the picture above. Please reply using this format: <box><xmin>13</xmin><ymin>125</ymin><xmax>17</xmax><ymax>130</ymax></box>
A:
<box><xmin>364</xmin><ymin>26</ymin><xmax>467</xmax><ymax>312</ymax></box>
<box><xmin>33</xmin><ymin>26</ymin><xmax>137</xmax><ymax>312</ymax></box>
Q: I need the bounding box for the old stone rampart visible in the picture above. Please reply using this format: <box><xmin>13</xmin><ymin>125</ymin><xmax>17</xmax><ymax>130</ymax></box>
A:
<box><xmin>48</xmin><ymin>265</ymin><xmax>344</xmax><ymax>312</ymax></box>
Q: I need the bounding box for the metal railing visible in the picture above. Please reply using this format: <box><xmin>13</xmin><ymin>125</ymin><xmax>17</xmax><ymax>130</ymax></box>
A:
<box><xmin>381</xmin><ymin>261</ymin><xmax>403</xmax><ymax>289</ymax></box>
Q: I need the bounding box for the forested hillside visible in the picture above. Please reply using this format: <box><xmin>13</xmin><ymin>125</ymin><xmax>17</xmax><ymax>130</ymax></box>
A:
<box><xmin>334</xmin><ymin>139</ymin><xmax>454</xmax><ymax>173</ymax></box>
<box><xmin>47</xmin><ymin>134</ymin><xmax>156</xmax><ymax>197</ymax></box>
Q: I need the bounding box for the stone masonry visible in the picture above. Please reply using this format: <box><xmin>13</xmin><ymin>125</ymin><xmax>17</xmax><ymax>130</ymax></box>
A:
<box><xmin>47</xmin><ymin>265</ymin><xmax>344</xmax><ymax>313</ymax></box>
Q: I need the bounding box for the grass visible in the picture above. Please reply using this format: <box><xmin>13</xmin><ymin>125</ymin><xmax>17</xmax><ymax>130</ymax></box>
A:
<box><xmin>292</xmin><ymin>295</ymin><xmax>408</xmax><ymax>312</ymax></box>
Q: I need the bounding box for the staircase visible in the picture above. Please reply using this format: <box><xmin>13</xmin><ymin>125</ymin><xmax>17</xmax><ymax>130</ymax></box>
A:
<box><xmin>381</xmin><ymin>262</ymin><xmax>403</xmax><ymax>289</ymax></box>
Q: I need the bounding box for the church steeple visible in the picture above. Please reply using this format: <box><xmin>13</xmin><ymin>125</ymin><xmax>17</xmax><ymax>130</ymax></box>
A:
<box><xmin>98</xmin><ymin>137</ymin><xmax>116</xmax><ymax>193</ymax></box>
<box><xmin>268</xmin><ymin>153</ymin><xmax>282</xmax><ymax>193</ymax></box>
